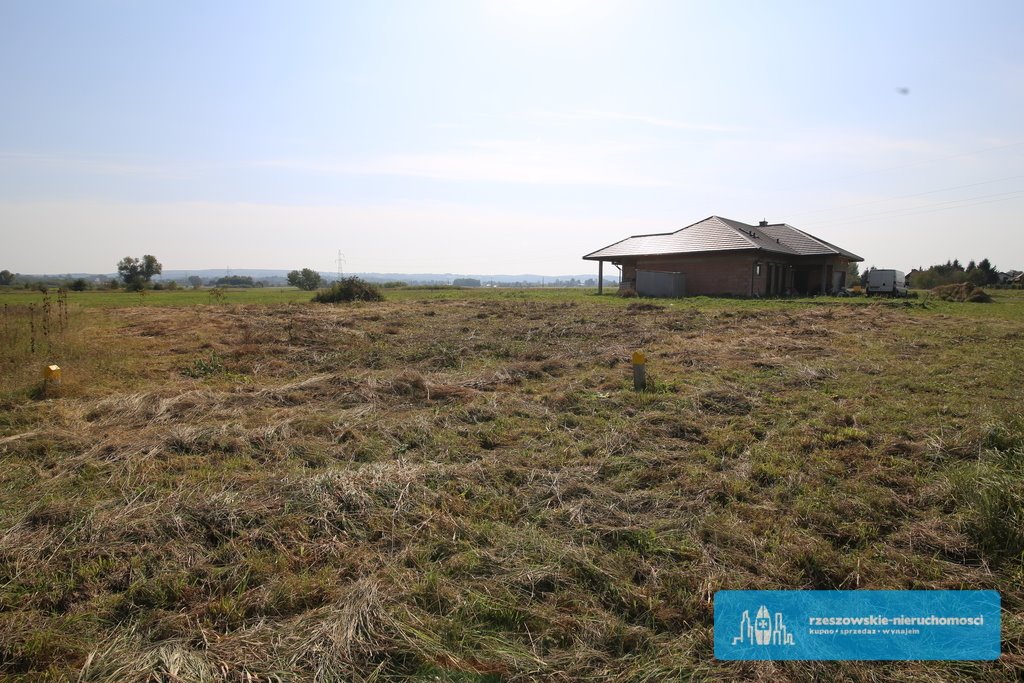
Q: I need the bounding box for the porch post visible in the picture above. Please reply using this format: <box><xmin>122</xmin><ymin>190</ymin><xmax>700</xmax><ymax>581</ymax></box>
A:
<box><xmin>598</xmin><ymin>261</ymin><xmax>603</xmax><ymax>295</ymax></box>
<box><xmin>820</xmin><ymin>260</ymin><xmax>827</xmax><ymax>295</ymax></box>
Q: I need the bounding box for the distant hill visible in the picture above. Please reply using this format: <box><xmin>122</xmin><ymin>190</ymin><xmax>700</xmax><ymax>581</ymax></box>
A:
<box><xmin>14</xmin><ymin>269</ymin><xmax>618</xmax><ymax>286</ymax></box>
<box><xmin>157</xmin><ymin>270</ymin><xmax>613</xmax><ymax>285</ymax></box>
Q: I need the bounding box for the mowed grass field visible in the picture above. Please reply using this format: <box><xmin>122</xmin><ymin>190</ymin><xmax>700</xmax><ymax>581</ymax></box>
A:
<box><xmin>1</xmin><ymin>287</ymin><xmax>1022</xmax><ymax>681</ymax></box>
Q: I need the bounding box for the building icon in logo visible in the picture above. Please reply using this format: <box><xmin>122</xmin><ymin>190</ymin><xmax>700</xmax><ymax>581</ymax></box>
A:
<box><xmin>733</xmin><ymin>605</ymin><xmax>794</xmax><ymax>646</ymax></box>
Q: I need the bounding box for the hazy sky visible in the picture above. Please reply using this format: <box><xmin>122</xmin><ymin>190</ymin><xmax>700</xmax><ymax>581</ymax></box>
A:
<box><xmin>2</xmin><ymin>1</ymin><xmax>1023</xmax><ymax>275</ymax></box>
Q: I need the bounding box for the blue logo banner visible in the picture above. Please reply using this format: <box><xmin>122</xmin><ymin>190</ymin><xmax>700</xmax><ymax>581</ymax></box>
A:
<box><xmin>714</xmin><ymin>590</ymin><xmax>1000</xmax><ymax>660</ymax></box>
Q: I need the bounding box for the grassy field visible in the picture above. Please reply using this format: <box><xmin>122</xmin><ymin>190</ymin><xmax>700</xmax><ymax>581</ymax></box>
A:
<box><xmin>1</xmin><ymin>288</ymin><xmax>1022</xmax><ymax>681</ymax></box>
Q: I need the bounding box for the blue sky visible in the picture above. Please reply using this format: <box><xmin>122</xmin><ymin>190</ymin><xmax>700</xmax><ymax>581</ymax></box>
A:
<box><xmin>2</xmin><ymin>0</ymin><xmax>1023</xmax><ymax>275</ymax></box>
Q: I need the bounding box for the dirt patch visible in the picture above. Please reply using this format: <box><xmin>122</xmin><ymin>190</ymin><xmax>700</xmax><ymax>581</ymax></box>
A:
<box><xmin>697</xmin><ymin>390</ymin><xmax>752</xmax><ymax>415</ymax></box>
<box><xmin>626</xmin><ymin>302</ymin><xmax>666</xmax><ymax>313</ymax></box>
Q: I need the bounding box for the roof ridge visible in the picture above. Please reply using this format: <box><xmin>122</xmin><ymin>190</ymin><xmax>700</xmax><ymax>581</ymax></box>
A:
<box><xmin>762</xmin><ymin>223</ymin><xmax>863</xmax><ymax>260</ymax></box>
<box><xmin>776</xmin><ymin>223</ymin><xmax>838</xmax><ymax>252</ymax></box>
<box><xmin>672</xmin><ymin>215</ymin><xmax>718</xmax><ymax>235</ymax></box>
<box><xmin>626</xmin><ymin>229</ymin><xmax>677</xmax><ymax>238</ymax></box>
<box><xmin>711</xmin><ymin>216</ymin><xmax>761</xmax><ymax>248</ymax></box>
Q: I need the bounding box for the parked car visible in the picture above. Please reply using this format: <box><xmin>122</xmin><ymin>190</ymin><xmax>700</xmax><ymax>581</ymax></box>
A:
<box><xmin>864</xmin><ymin>269</ymin><xmax>908</xmax><ymax>296</ymax></box>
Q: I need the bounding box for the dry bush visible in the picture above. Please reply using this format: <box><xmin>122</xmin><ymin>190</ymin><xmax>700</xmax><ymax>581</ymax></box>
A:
<box><xmin>931</xmin><ymin>282</ymin><xmax>993</xmax><ymax>302</ymax></box>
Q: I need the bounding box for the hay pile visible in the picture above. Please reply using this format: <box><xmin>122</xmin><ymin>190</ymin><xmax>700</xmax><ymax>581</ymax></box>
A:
<box><xmin>931</xmin><ymin>282</ymin><xmax>993</xmax><ymax>303</ymax></box>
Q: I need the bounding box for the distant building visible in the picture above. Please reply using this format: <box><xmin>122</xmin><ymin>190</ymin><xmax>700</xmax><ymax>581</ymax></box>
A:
<box><xmin>583</xmin><ymin>216</ymin><xmax>863</xmax><ymax>296</ymax></box>
<box><xmin>997</xmin><ymin>270</ymin><xmax>1022</xmax><ymax>284</ymax></box>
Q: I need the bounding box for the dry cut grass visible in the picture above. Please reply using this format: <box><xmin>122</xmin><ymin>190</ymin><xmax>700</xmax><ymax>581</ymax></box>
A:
<box><xmin>0</xmin><ymin>294</ymin><xmax>1022</xmax><ymax>681</ymax></box>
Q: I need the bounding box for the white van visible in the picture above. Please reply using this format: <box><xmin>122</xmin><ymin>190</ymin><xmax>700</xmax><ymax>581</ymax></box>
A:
<box><xmin>864</xmin><ymin>269</ymin><xmax>908</xmax><ymax>296</ymax></box>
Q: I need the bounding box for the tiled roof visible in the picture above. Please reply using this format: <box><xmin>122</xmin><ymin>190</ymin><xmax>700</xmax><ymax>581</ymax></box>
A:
<box><xmin>583</xmin><ymin>216</ymin><xmax>862</xmax><ymax>261</ymax></box>
<box><xmin>756</xmin><ymin>223</ymin><xmax>862</xmax><ymax>260</ymax></box>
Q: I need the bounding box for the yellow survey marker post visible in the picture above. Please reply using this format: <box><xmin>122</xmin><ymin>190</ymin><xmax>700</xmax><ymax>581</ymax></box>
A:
<box><xmin>632</xmin><ymin>351</ymin><xmax>646</xmax><ymax>391</ymax></box>
<box><xmin>43</xmin><ymin>364</ymin><xmax>61</xmax><ymax>396</ymax></box>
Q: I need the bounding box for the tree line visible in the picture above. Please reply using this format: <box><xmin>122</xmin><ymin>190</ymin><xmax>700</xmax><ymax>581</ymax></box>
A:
<box><xmin>909</xmin><ymin>258</ymin><xmax>1003</xmax><ymax>289</ymax></box>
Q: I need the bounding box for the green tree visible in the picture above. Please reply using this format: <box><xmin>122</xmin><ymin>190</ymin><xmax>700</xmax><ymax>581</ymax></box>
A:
<box><xmin>0</xmin><ymin>270</ymin><xmax>14</xmax><ymax>285</ymax></box>
<box><xmin>978</xmin><ymin>258</ymin><xmax>998</xmax><ymax>285</ymax></box>
<box><xmin>287</xmin><ymin>268</ymin><xmax>322</xmax><ymax>291</ymax></box>
<box><xmin>845</xmin><ymin>262</ymin><xmax>860</xmax><ymax>287</ymax></box>
<box><xmin>69</xmin><ymin>278</ymin><xmax>90</xmax><ymax>291</ymax></box>
<box><xmin>117</xmin><ymin>255</ymin><xmax>163</xmax><ymax>291</ymax></box>
<box><xmin>215</xmin><ymin>275</ymin><xmax>255</xmax><ymax>287</ymax></box>
<box><xmin>187</xmin><ymin>275</ymin><xmax>203</xmax><ymax>289</ymax></box>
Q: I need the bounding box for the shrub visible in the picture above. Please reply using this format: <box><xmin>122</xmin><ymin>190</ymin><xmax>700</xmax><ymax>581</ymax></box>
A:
<box><xmin>312</xmin><ymin>277</ymin><xmax>384</xmax><ymax>303</ymax></box>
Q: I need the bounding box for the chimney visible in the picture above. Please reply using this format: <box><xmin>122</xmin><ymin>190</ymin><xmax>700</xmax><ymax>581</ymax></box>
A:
<box><xmin>759</xmin><ymin>219</ymin><xmax>768</xmax><ymax>227</ymax></box>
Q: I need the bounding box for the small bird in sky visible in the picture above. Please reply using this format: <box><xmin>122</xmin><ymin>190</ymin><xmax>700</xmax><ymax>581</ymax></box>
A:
<box><xmin>897</xmin><ymin>87</ymin><xmax>910</xmax><ymax>95</ymax></box>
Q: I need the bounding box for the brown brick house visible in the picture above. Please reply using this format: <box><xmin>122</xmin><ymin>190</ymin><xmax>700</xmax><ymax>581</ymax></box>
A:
<box><xmin>583</xmin><ymin>216</ymin><xmax>863</xmax><ymax>297</ymax></box>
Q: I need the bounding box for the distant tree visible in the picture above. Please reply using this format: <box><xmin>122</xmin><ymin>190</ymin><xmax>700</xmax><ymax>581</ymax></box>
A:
<box><xmin>68</xmin><ymin>278</ymin><xmax>90</xmax><ymax>291</ymax></box>
<box><xmin>117</xmin><ymin>255</ymin><xmax>163</xmax><ymax>291</ymax></box>
<box><xmin>452</xmin><ymin>278</ymin><xmax>481</xmax><ymax>287</ymax></box>
<box><xmin>187</xmin><ymin>275</ymin><xmax>203</xmax><ymax>289</ymax></box>
<box><xmin>0</xmin><ymin>270</ymin><xmax>14</xmax><ymax>285</ymax></box>
<box><xmin>977</xmin><ymin>258</ymin><xmax>998</xmax><ymax>285</ymax></box>
<box><xmin>107</xmin><ymin>279</ymin><xmax>120</xmax><ymax>290</ymax></box>
<box><xmin>910</xmin><ymin>257</ymin><xmax>999</xmax><ymax>289</ymax></box>
<box><xmin>166</xmin><ymin>280</ymin><xmax>179</xmax><ymax>291</ymax></box>
<box><xmin>215</xmin><ymin>275</ymin><xmax>255</xmax><ymax>287</ymax></box>
<box><xmin>287</xmin><ymin>268</ymin><xmax>322</xmax><ymax>291</ymax></box>
<box><xmin>845</xmin><ymin>262</ymin><xmax>861</xmax><ymax>287</ymax></box>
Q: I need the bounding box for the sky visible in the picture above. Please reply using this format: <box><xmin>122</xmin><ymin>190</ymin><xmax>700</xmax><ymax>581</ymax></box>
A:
<box><xmin>2</xmin><ymin>0</ymin><xmax>1023</xmax><ymax>275</ymax></box>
